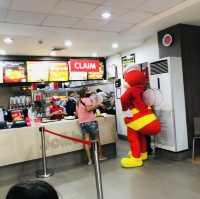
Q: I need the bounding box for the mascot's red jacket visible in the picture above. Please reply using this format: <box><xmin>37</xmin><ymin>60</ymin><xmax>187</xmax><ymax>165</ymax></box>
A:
<box><xmin>120</xmin><ymin>69</ymin><xmax>160</xmax><ymax>168</ymax></box>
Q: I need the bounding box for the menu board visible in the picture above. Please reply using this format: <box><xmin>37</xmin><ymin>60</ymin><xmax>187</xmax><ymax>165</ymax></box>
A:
<box><xmin>0</xmin><ymin>58</ymin><xmax>105</xmax><ymax>83</ymax></box>
<box><xmin>27</xmin><ymin>61</ymin><xmax>68</xmax><ymax>82</ymax></box>
<box><xmin>87</xmin><ymin>61</ymin><xmax>104</xmax><ymax>80</ymax></box>
<box><xmin>1</xmin><ymin>61</ymin><xmax>26</xmax><ymax>83</ymax></box>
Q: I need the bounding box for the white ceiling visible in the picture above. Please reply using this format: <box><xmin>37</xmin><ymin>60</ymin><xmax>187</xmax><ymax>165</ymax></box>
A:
<box><xmin>0</xmin><ymin>0</ymin><xmax>199</xmax><ymax>57</ymax></box>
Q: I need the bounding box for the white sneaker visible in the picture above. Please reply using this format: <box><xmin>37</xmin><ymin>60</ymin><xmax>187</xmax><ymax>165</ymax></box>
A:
<box><xmin>88</xmin><ymin>160</ymin><xmax>92</xmax><ymax>165</ymax></box>
<box><xmin>99</xmin><ymin>156</ymin><xmax>107</xmax><ymax>161</ymax></box>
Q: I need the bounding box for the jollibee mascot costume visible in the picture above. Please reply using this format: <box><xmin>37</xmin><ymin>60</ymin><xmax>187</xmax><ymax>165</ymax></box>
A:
<box><xmin>120</xmin><ymin>68</ymin><xmax>161</xmax><ymax>168</ymax></box>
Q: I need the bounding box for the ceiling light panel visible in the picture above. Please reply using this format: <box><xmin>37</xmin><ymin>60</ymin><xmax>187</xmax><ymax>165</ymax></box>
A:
<box><xmin>102</xmin><ymin>21</ymin><xmax>133</xmax><ymax>32</ymax></box>
<box><xmin>75</xmin><ymin>0</ymin><xmax>104</xmax><ymax>4</ymax></box>
<box><xmin>6</xmin><ymin>10</ymin><xmax>46</xmax><ymax>25</ymax></box>
<box><xmin>0</xmin><ymin>0</ymin><xmax>11</xmax><ymax>8</ymax></box>
<box><xmin>42</xmin><ymin>15</ymin><xmax>80</xmax><ymax>28</ymax></box>
<box><xmin>137</xmin><ymin>0</ymin><xmax>185</xmax><ymax>14</ymax></box>
<box><xmin>112</xmin><ymin>43</ymin><xmax>119</xmax><ymax>49</ymax></box>
<box><xmin>0</xmin><ymin>9</ymin><xmax>7</xmax><ymax>22</ymax></box>
<box><xmin>116</xmin><ymin>11</ymin><xmax>153</xmax><ymax>23</ymax></box>
<box><xmin>65</xmin><ymin>40</ymin><xmax>72</xmax><ymax>47</ymax></box>
<box><xmin>86</xmin><ymin>6</ymin><xmax>129</xmax><ymax>20</ymax></box>
<box><xmin>51</xmin><ymin>0</ymin><xmax>97</xmax><ymax>18</ymax></box>
<box><xmin>73</xmin><ymin>18</ymin><xmax>108</xmax><ymax>30</ymax></box>
<box><xmin>103</xmin><ymin>0</ymin><xmax>147</xmax><ymax>10</ymax></box>
<box><xmin>10</xmin><ymin>0</ymin><xmax>58</xmax><ymax>13</ymax></box>
<box><xmin>102</xmin><ymin>12</ymin><xmax>111</xmax><ymax>19</ymax></box>
<box><xmin>4</xmin><ymin>37</ymin><xmax>13</xmax><ymax>44</ymax></box>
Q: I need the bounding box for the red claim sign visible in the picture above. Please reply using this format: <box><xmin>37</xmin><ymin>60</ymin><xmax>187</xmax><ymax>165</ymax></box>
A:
<box><xmin>70</xmin><ymin>59</ymin><xmax>100</xmax><ymax>72</ymax></box>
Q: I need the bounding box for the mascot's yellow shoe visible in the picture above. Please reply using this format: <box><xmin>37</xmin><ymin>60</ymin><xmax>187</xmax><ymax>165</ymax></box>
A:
<box><xmin>127</xmin><ymin>151</ymin><xmax>148</xmax><ymax>161</ymax></box>
<box><xmin>141</xmin><ymin>152</ymin><xmax>148</xmax><ymax>161</ymax></box>
<box><xmin>121</xmin><ymin>157</ymin><xmax>143</xmax><ymax>168</ymax></box>
<box><xmin>127</xmin><ymin>151</ymin><xmax>132</xmax><ymax>158</ymax></box>
<box><xmin>140</xmin><ymin>152</ymin><xmax>148</xmax><ymax>161</ymax></box>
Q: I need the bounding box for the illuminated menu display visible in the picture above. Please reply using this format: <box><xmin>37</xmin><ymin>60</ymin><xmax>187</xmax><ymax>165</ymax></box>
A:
<box><xmin>0</xmin><ymin>58</ymin><xmax>104</xmax><ymax>83</ymax></box>
<box><xmin>2</xmin><ymin>61</ymin><xmax>26</xmax><ymax>83</ymax></box>
<box><xmin>48</xmin><ymin>62</ymin><xmax>68</xmax><ymax>82</ymax></box>
<box><xmin>27</xmin><ymin>61</ymin><xmax>68</xmax><ymax>82</ymax></box>
<box><xmin>68</xmin><ymin>59</ymin><xmax>103</xmax><ymax>80</ymax></box>
<box><xmin>27</xmin><ymin>61</ymin><xmax>49</xmax><ymax>82</ymax></box>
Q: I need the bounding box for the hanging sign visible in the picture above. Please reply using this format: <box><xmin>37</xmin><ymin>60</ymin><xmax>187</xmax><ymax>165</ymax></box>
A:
<box><xmin>69</xmin><ymin>59</ymin><xmax>100</xmax><ymax>72</ymax></box>
<box><xmin>121</xmin><ymin>53</ymin><xmax>136</xmax><ymax>72</ymax></box>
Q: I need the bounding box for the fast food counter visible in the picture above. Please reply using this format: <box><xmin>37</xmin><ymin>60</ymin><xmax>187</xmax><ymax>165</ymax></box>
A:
<box><xmin>0</xmin><ymin>115</ymin><xmax>117</xmax><ymax>167</ymax></box>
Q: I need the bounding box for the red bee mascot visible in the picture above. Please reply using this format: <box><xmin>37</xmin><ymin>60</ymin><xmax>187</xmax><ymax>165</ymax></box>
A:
<box><xmin>120</xmin><ymin>69</ymin><xmax>161</xmax><ymax>168</ymax></box>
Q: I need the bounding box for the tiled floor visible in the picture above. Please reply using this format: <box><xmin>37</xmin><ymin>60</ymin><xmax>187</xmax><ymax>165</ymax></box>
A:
<box><xmin>1</xmin><ymin>140</ymin><xmax>200</xmax><ymax>199</ymax></box>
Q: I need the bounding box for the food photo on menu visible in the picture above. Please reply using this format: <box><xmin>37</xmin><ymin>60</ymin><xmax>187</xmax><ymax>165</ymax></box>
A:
<box><xmin>87</xmin><ymin>61</ymin><xmax>104</xmax><ymax>80</ymax></box>
<box><xmin>2</xmin><ymin>61</ymin><xmax>26</xmax><ymax>83</ymax></box>
<box><xmin>27</xmin><ymin>61</ymin><xmax>49</xmax><ymax>82</ymax></box>
<box><xmin>48</xmin><ymin>62</ymin><xmax>69</xmax><ymax>82</ymax></box>
<box><xmin>68</xmin><ymin>60</ymin><xmax>87</xmax><ymax>80</ymax></box>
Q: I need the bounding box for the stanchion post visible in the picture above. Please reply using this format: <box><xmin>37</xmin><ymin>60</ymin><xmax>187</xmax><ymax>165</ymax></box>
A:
<box><xmin>36</xmin><ymin>126</ymin><xmax>54</xmax><ymax>178</ymax></box>
<box><xmin>91</xmin><ymin>134</ymin><xmax>104</xmax><ymax>199</ymax></box>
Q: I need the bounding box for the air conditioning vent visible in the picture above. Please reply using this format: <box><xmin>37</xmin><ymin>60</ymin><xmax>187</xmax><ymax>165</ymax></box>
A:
<box><xmin>150</xmin><ymin>60</ymin><xmax>168</xmax><ymax>75</ymax></box>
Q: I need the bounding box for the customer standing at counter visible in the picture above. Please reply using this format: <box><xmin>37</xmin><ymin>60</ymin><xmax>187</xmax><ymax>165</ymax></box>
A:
<box><xmin>76</xmin><ymin>87</ymin><xmax>106</xmax><ymax>165</ymax></box>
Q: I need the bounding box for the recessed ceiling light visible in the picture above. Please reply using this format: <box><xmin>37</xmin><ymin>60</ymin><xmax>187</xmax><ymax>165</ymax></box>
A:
<box><xmin>65</xmin><ymin>40</ymin><xmax>72</xmax><ymax>47</ymax></box>
<box><xmin>50</xmin><ymin>51</ymin><xmax>56</xmax><ymax>56</ymax></box>
<box><xmin>102</xmin><ymin>12</ymin><xmax>111</xmax><ymax>19</ymax></box>
<box><xmin>3</xmin><ymin>37</ymin><xmax>13</xmax><ymax>45</ymax></box>
<box><xmin>112</xmin><ymin>43</ymin><xmax>119</xmax><ymax>49</ymax></box>
<box><xmin>0</xmin><ymin>49</ymin><xmax>6</xmax><ymax>55</ymax></box>
<box><xmin>92</xmin><ymin>52</ymin><xmax>98</xmax><ymax>57</ymax></box>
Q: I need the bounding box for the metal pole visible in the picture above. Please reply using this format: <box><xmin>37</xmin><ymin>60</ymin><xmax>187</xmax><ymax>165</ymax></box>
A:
<box><xmin>92</xmin><ymin>138</ymin><xmax>104</xmax><ymax>199</ymax></box>
<box><xmin>36</xmin><ymin>126</ymin><xmax>54</xmax><ymax>178</ymax></box>
<box><xmin>192</xmin><ymin>138</ymin><xmax>196</xmax><ymax>162</ymax></box>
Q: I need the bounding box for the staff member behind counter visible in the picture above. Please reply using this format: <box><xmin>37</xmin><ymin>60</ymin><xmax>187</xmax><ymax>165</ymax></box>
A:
<box><xmin>47</xmin><ymin>97</ymin><xmax>65</xmax><ymax>120</ymax></box>
<box><xmin>65</xmin><ymin>91</ymin><xmax>77</xmax><ymax>116</ymax></box>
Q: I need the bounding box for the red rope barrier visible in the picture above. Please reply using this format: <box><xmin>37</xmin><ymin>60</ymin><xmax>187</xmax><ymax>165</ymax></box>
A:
<box><xmin>44</xmin><ymin>128</ymin><xmax>91</xmax><ymax>145</ymax></box>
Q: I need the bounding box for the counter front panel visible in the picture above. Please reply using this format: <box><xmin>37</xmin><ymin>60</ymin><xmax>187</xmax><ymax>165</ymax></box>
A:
<box><xmin>0</xmin><ymin>115</ymin><xmax>117</xmax><ymax>167</ymax></box>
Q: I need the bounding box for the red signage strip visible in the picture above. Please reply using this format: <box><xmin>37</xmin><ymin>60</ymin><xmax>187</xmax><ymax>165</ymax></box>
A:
<box><xmin>69</xmin><ymin>59</ymin><xmax>100</xmax><ymax>72</ymax></box>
